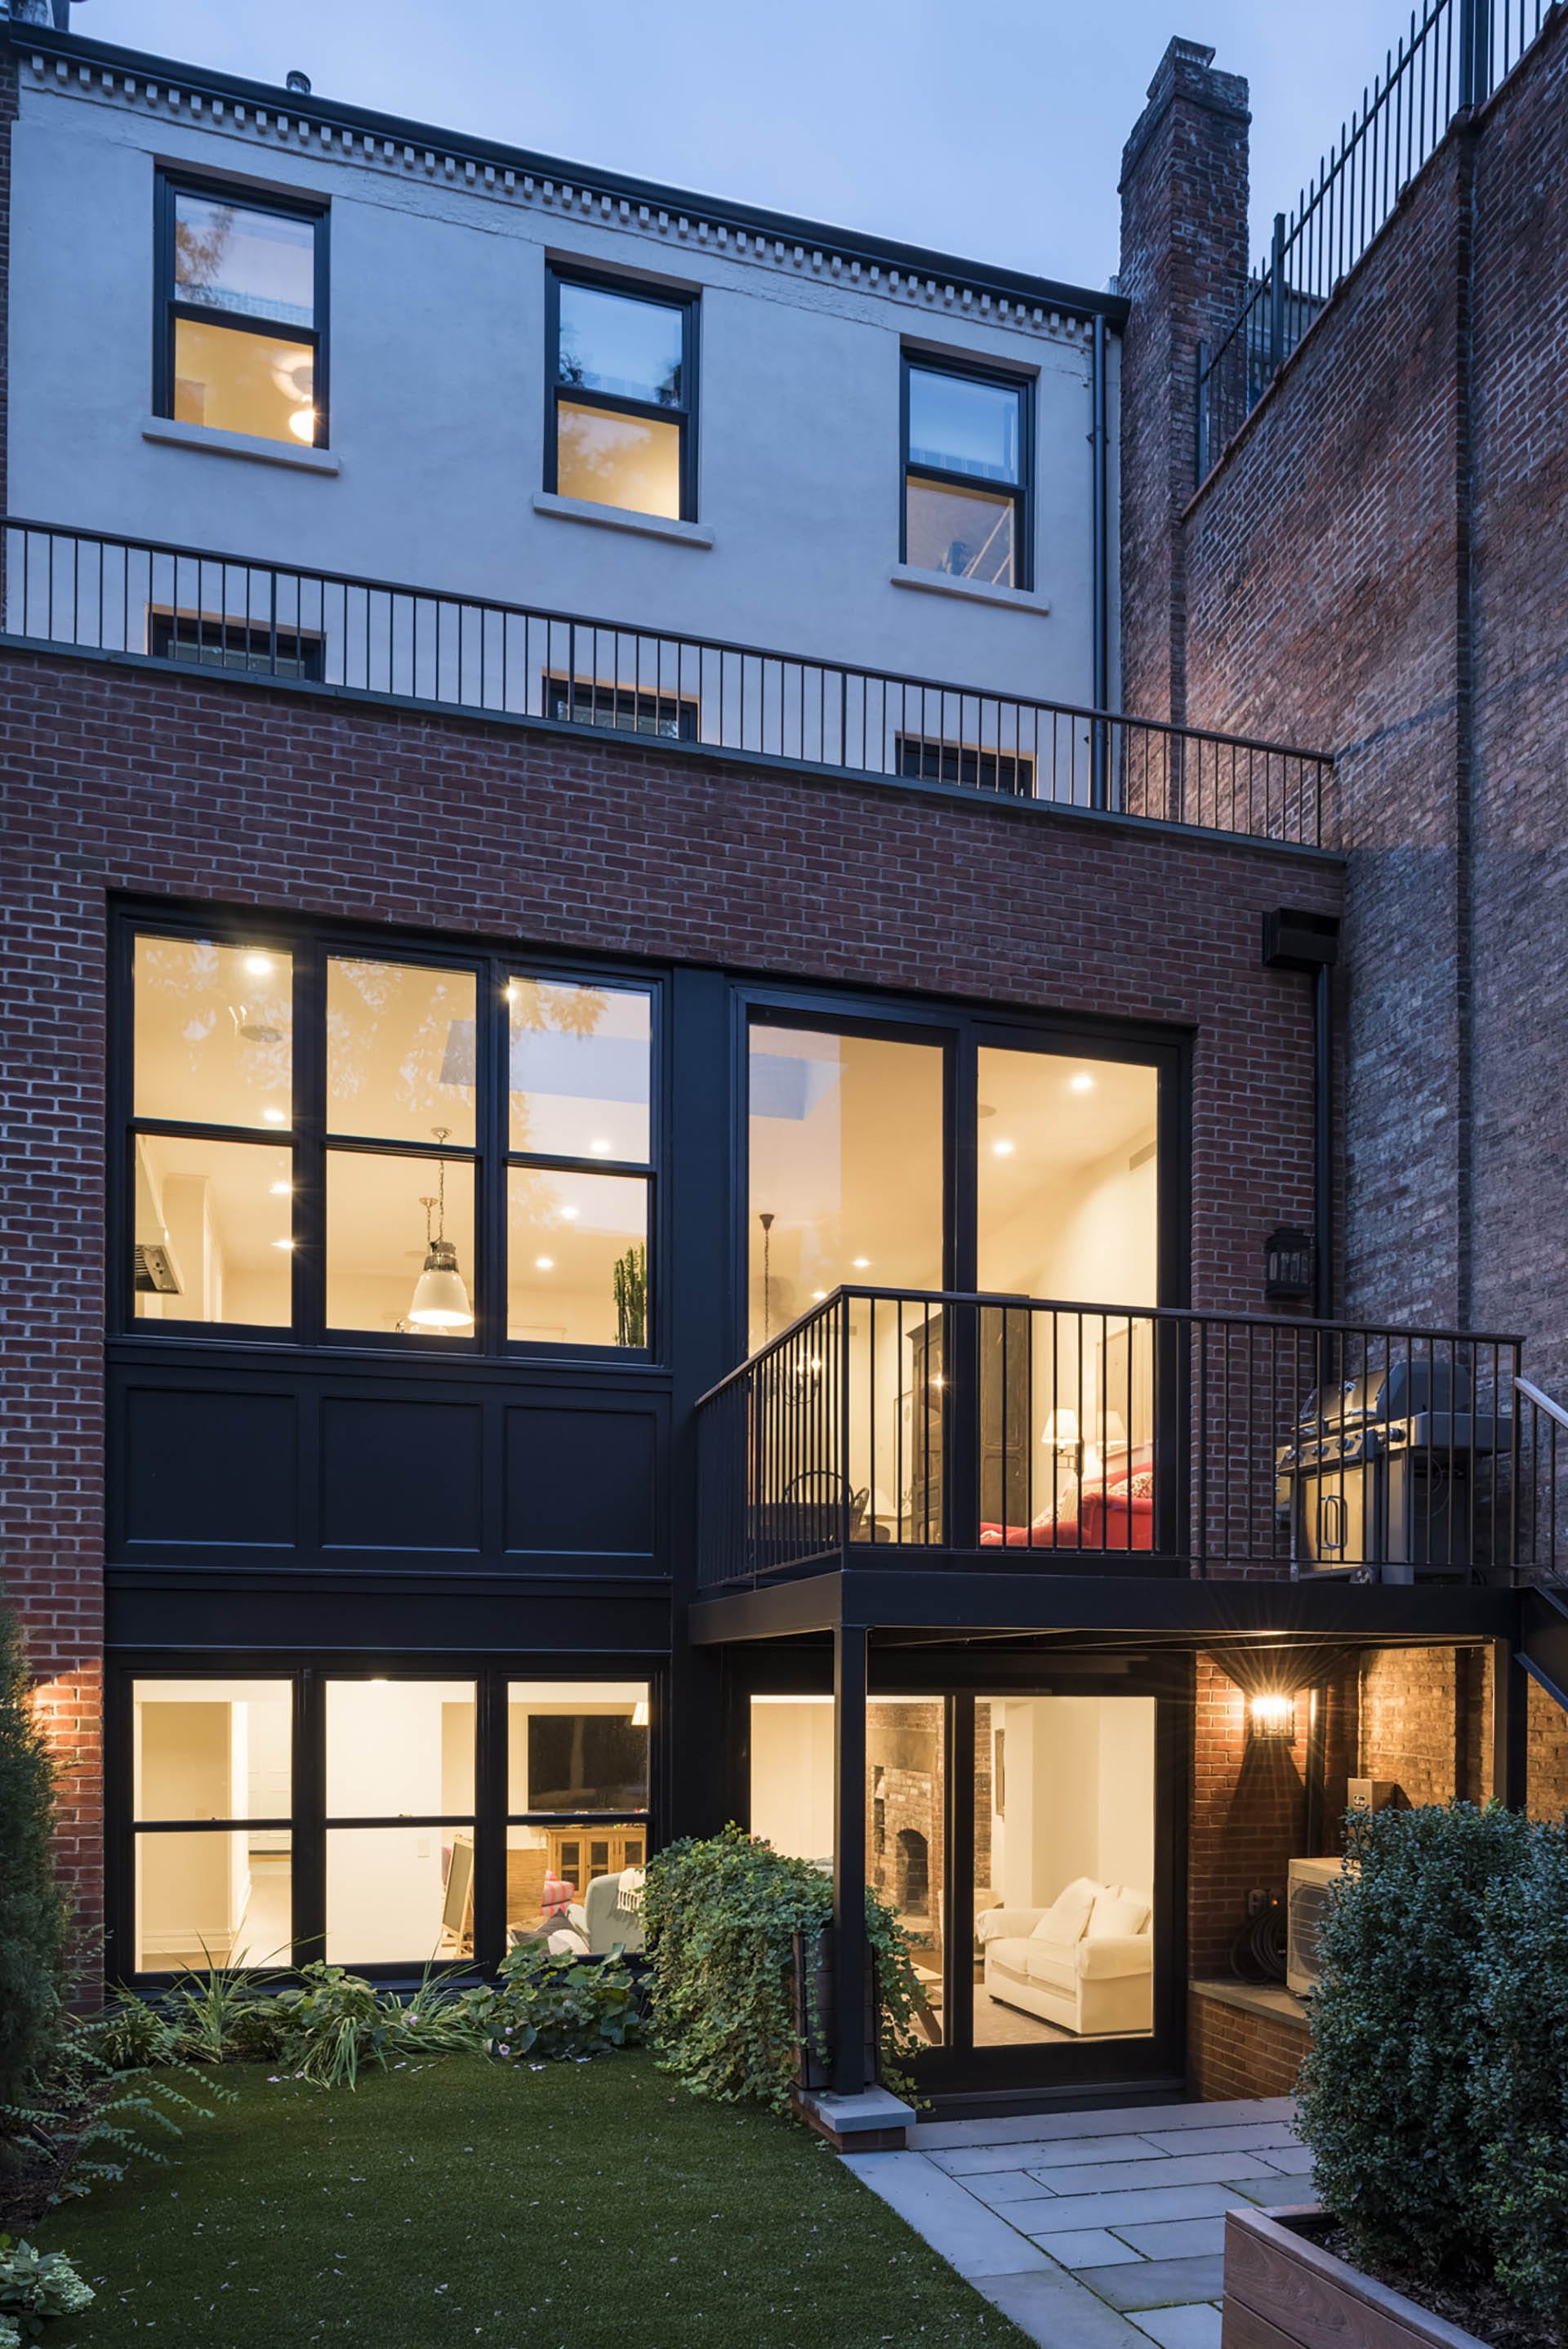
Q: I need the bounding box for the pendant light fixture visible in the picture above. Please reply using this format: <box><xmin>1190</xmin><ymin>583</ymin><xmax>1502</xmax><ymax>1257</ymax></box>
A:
<box><xmin>407</xmin><ymin>1126</ymin><xmax>474</xmax><ymax>1330</ymax></box>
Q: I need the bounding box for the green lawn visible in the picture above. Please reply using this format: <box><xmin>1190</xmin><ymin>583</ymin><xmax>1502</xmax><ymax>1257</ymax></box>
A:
<box><xmin>37</xmin><ymin>2056</ymin><xmax>1028</xmax><ymax>2348</ymax></box>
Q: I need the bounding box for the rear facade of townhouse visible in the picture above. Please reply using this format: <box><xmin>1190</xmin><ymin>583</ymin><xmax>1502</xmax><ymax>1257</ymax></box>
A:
<box><xmin>2</xmin><ymin>0</ymin><xmax>1566</xmax><ymax>2125</ymax></box>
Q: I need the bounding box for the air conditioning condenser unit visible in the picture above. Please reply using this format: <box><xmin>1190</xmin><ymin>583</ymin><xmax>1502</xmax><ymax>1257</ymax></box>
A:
<box><xmin>1286</xmin><ymin>1856</ymin><xmax>1345</xmax><ymax>1995</ymax></box>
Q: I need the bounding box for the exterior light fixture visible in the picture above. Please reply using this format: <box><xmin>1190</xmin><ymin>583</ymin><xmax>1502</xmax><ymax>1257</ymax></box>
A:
<box><xmin>407</xmin><ymin>1128</ymin><xmax>474</xmax><ymax>1330</ymax></box>
<box><xmin>1264</xmin><ymin>1226</ymin><xmax>1314</xmax><ymax>1302</ymax></box>
<box><xmin>1250</xmin><ymin>1692</ymin><xmax>1298</xmax><ymax>1741</ymax></box>
<box><xmin>630</xmin><ymin>1698</ymin><xmax>650</xmax><ymax>1728</ymax></box>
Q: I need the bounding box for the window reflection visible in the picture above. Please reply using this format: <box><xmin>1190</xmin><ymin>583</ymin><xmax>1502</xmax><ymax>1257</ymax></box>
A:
<box><xmin>557</xmin><ymin>282</ymin><xmax>683</xmax><ymax>406</ymax></box>
<box><xmin>506</xmin><ymin>1169</ymin><xmax>648</xmax><ymax>1347</ymax></box>
<box><xmin>556</xmin><ymin>402</ymin><xmax>681</xmax><ymax>517</ymax></box>
<box><xmin>905</xmin><ymin>476</ymin><xmax>1016</xmax><ymax>585</ymax></box>
<box><xmin>133</xmin><ymin>936</ymin><xmax>293</xmax><ymax>1129</ymax></box>
<box><xmin>506</xmin><ymin>981</ymin><xmax>651</xmax><ymax>1161</ymax></box>
<box><xmin>133</xmin><ymin>1135</ymin><xmax>292</xmax><ymax>1324</ymax></box>
<box><xmin>327</xmin><ymin>960</ymin><xmax>477</xmax><ymax>1148</ymax></box>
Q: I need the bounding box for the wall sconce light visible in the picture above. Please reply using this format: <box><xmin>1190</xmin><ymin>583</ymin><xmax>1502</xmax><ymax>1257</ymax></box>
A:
<box><xmin>1264</xmin><ymin>1226</ymin><xmax>1314</xmax><ymax>1302</ymax></box>
<box><xmin>1250</xmin><ymin>1692</ymin><xmax>1298</xmax><ymax>1741</ymax></box>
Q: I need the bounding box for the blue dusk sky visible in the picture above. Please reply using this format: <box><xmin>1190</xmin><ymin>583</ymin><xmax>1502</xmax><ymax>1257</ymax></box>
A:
<box><xmin>80</xmin><ymin>0</ymin><xmax>1427</xmax><ymax>287</ymax></box>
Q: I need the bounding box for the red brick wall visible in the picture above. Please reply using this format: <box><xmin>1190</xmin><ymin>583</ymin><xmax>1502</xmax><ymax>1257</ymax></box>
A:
<box><xmin>0</xmin><ymin>649</ymin><xmax>1343</xmax><ymax>1918</ymax></box>
<box><xmin>1189</xmin><ymin>1654</ymin><xmax>1307</xmax><ymax>1977</ymax></box>
<box><xmin>1188</xmin><ymin>1990</ymin><xmax>1307</xmax><ymax>2102</ymax></box>
<box><xmin>1120</xmin><ymin>12</ymin><xmax>1568</xmax><ymax>1351</ymax></box>
<box><xmin>1528</xmin><ymin>1677</ymin><xmax>1568</xmax><ymax>1821</ymax></box>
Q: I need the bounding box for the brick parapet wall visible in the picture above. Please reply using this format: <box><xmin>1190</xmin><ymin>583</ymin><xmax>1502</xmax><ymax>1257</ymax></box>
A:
<box><xmin>1188</xmin><ymin>1990</ymin><xmax>1307</xmax><ymax>2102</ymax></box>
<box><xmin>0</xmin><ymin>649</ymin><xmax>1343</xmax><ymax>1914</ymax></box>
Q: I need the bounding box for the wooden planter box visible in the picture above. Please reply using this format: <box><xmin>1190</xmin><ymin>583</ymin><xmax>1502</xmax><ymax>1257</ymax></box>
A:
<box><xmin>1223</xmin><ymin>2207</ymin><xmax>1487</xmax><ymax>2349</ymax></box>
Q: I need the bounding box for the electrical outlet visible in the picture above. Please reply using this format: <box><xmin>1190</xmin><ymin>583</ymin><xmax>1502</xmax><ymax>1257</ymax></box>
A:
<box><xmin>1246</xmin><ymin>1887</ymin><xmax>1268</xmax><ymax>1918</ymax></box>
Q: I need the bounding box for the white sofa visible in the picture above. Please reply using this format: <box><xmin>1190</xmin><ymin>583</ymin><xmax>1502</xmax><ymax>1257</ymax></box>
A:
<box><xmin>977</xmin><ymin>1876</ymin><xmax>1153</xmax><ymax>2037</ymax></box>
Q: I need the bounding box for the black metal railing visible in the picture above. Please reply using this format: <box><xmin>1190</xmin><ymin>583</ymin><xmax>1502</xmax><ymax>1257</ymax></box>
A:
<box><xmin>1197</xmin><ymin>0</ymin><xmax>1555</xmax><ymax>473</ymax></box>
<box><xmin>0</xmin><ymin>518</ymin><xmax>1334</xmax><ymax>848</ymax></box>
<box><xmin>694</xmin><ymin>1286</ymin><xmax>1521</xmax><ymax>1588</ymax></box>
<box><xmin>1515</xmin><ymin>1375</ymin><xmax>1568</xmax><ymax>1581</ymax></box>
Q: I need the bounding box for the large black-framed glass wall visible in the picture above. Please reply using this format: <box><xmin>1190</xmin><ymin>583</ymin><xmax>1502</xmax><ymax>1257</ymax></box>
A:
<box><xmin>118</xmin><ymin>1665</ymin><xmax>657</xmax><ymax>1981</ymax></box>
<box><xmin>741</xmin><ymin>1650</ymin><xmax>1188</xmax><ymax>2095</ymax></box>
<box><xmin>117</xmin><ymin>914</ymin><xmax>662</xmax><ymax>1359</ymax></box>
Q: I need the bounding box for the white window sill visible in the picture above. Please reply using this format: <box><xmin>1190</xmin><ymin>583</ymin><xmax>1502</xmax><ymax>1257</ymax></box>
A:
<box><xmin>889</xmin><ymin>563</ymin><xmax>1050</xmax><ymax>616</ymax></box>
<box><xmin>142</xmin><ymin>417</ymin><xmax>341</xmax><ymax>475</ymax></box>
<box><xmin>532</xmin><ymin>490</ymin><xmax>713</xmax><ymax>549</ymax></box>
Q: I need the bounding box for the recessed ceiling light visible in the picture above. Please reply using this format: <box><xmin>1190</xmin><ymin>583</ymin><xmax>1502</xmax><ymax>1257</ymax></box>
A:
<box><xmin>559</xmin><ymin>1206</ymin><xmax>580</xmax><ymax>1221</ymax></box>
<box><xmin>853</xmin><ymin>1256</ymin><xmax>871</xmax><ymax>1269</ymax></box>
<box><xmin>992</xmin><ymin>1138</ymin><xmax>1015</xmax><ymax>1157</ymax></box>
<box><xmin>272</xmin><ymin>1237</ymin><xmax>295</xmax><ymax>1251</ymax></box>
<box><xmin>589</xmin><ymin>1139</ymin><xmax>612</xmax><ymax>1156</ymax></box>
<box><xmin>262</xmin><ymin>1108</ymin><xmax>288</xmax><ymax>1125</ymax></box>
<box><xmin>1070</xmin><ymin>1072</ymin><xmax>1096</xmax><ymax>1094</ymax></box>
<box><xmin>812</xmin><ymin>1288</ymin><xmax>827</xmax><ymax>1300</ymax></box>
<box><xmin>243</xmin><ymin>952</ymin><xmax>274</xmax><ymax>978</ymax></box>
<box><xmin>535</xmin><ymin>1256</ymin><xmax>555</xmax><ymax>1271</ymax></box>
<box><xmin>269</xmin><ymin>1181</ymin><xmax>292</xmax><ymax>1197</ymax></box>
<box><xmin>504</xmin><ymin>983</ymin><xmax>519</xmax><ymax>1004</ymax></box>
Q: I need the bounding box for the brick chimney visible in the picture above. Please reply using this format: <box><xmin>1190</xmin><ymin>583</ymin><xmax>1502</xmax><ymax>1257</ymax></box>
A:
<box><xmin>1119</xmin><ymin>38</ymin><xmax>1250</xmax><ymax>728</ymax></box>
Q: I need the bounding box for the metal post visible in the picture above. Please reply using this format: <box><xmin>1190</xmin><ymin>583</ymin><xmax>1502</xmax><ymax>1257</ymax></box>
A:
<box><xmin>1090</xmin><ymin>315</ymin><xmax>1110</xmax><ymax>809</ymax></box>
<box><xmin>1269</xmin><ymin>212</ymin><xmax>1288</xmax><ymax>377</ymax></box>
<box><xmin>832</xmin><ymin>1621</ymin><xmax>869</xmax><ymax>2096</ymax></box>
<box><xmin>1490</xmin><ymin>1634</ymin><xmax>1529</xmax><ymax>1810</ymax></box>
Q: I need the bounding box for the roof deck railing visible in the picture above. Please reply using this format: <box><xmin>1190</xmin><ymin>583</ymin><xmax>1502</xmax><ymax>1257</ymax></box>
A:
<box><xmin>0</xmin><ymin>518</ymin><xmax>1334</xmax><ymax>849</ymax></box>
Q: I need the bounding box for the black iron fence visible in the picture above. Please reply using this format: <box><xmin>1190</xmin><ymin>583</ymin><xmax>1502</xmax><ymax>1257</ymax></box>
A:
<box><xmin>0</xmin><ymin>518</ymin><xmax>1333</xmax><ymax>848</ymax></box>
<box><xmin>1198</xmin><ymin>0</ymin><xmax>1556</xmax><ymax>472</ymax></box>
<box><xmin>1515</xmin><ymin>1376</ymin><xmax>1568</xmax><ymax>1581</ymax></box>
<box><xmin>694</xmin><ymin>1286</ymin><xmax>1522</xmax><ymax>1587</ymax></box>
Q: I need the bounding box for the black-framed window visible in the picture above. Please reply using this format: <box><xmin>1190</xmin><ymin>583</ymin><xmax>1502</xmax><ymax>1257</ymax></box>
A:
<box><xmin>155</xmin><ymin>174</ymin><xmax>328</xmax><ymax>448</ymax></box>
<box><xmin>119</xmin><ymin>917</ymin><xmax>661</xmax><ymax>1358</ymax></box>
<box><xmin>895</xmin><ymin>733</ymin><xmax>1036</xmax><ymax>797</ymax></box>
<box><xmin>123</xmin><ymin>1669</ymin><xmax>653</xmax><ymax>1977</ymax></box>
<box><xmin>150</xmin><ymin>613</ymin><xmax>325</xmax><ymax>680</ymax></box>
<box><xmin>546</xmin><ymin>267</ymin><xmax>697</xmax><ymax>522</ymax></box>
<box><xmin>901</xmin><ymin>355</ymin><xmax>1031</xmax><ymax>590</ymax></box>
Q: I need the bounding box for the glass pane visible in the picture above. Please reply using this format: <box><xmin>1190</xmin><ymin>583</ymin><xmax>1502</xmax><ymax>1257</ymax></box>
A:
<box><xmin>557</xmin><ymin>400</ymin><xmax>680</xmax><ymax>518</ymax></box>
<box><xmin>506</xmin><ymin>1823</ymin><xmax>648</xmax><ymax>1953</ymax></box>
<box><xmin>506</xmin><ymin>1683</ymin><xmax>650</xmax><ymax>1811</ymax></box>
<box><xmin>136</xmin><ymin>1831</ymin><xmax>291</xmax><ymax>1972</ymax></box>
<box><xmin>974</xmin><ymin>1696</ymin><xmax>1155</xmax><ymax>2045</ymax></box>
<box><xmin>907</xmin><ymin>368</ymin><xmax>1021</xmax><ymax>484</ymax></box>
<box><xmin>749</xmin><ymin>1695</ymin><xmax>835</xmax><ymax>1869</ymax></box>
<box><xmin>134</xmin><ymin>934</ymin><xmax>293</xmax><ymax>1129</ymax></box>
<box><xmin>869</xmin><ymin>1698</ymin><xmax>946</xmax><ymax>1992</ymax></box>
<box><xmin>325</xmin><ymin>1149</ymin><xmax>475</xmax><ymax>1335</ymax></box>
<box><xmin>133</xmin><ymin>1679</ymin><xmax>292</xmax><ymax>1821</ymax></box>
<box><xmin>172</xmin><ymin>318</ymin><xmax>316</xmax><ymax>444</ymax></box>
<box><xmin>174</xmin><ymin>191</ymin><xmax>315</xmax><ymax>328</ymax></box>
<box><xmin>746</xmin><ymin>1025</ymin><xmax>943</xmax><ymax>1350</ymax></box>
<box><xmin>133</xmin><ymin>1135</ymin><xmax>293</xmax><ymax>1325</ymax></box>
<box><xmin>905</xmin><ymin>476</ymin><xmax>1016</xmax><ymax>586</ymax></box>
<box><xmin>556</xmin><ymin>282</ymin><xmax>683</xmax><ymax>406</ymax></box>
<box><xmin>508</xmin><ymin>979</ymin><xmax>652</xmax><ymax>1161</ymax></box>
<box><xmin>326</xmin><ymin>1828</ymin><xmax>470</xmax><ymax>1964</ymax></box>
<box><xmin>976</xmin><ymin>1051</ymin><xmax>1158</xmax><ymax>1303</ymax></box>
<box><xmin>507</xmin><ymin>1170</ymin><xmax>648</xmax><ymax>1347</ymax></box>
<box><xmin>325</xmin><ymin>1680</ymin><xmax>476</xmax><ymax>1816</ymax></box>
<box><xmin>327</xmin><ymin>960</ymin><xmax>478</xmax><ymax>1148</ymax></box>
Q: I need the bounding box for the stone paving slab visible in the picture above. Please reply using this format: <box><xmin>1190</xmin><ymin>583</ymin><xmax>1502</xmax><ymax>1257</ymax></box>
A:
<box><xmin>1253</xmin><ymin>2141</ymin><xmax>1314</xmax><ymax>2175</ymax></box>
<box><xmin>1038</xmin><ymin>2228</ymin><xmax>1148</xmax><ymax>2267</ymax></box>
<box><xmin>1112</xmin><ymin>2217</ymin><xmax>1229</xmax><ymax>2259</ymax></box>
<box><xmin>1023</xmin><ymin>2151</ymin><xmax>1284</xmax><ymax>2195</ymax></box>
<box><xmin>1130</xmin><ymin>2304</ymin><xmax>1224</xmax><ymax>2349</ymax></box>
<box><xmin>968</xmin><ymin>2168</ymin><xmax>1082</xmax><ymax>2208</ymax></box>
<box><xmin>1019</xmin><ymin>2182</ymin><xmax>1250</xmax><ymax>2232</ymax></box>
<box><xmin>1138</xmin><ymin>2123</ymin><xmax>1299</xmax><ymax>2156</ymax></box>
<box><xmin>934</xmin><ymin>2133</ymin><xmax>1174</xmax><ymax>2177</ymax></box>
<box><xmin>1076</xmin><ymin>2253</ymin><xmax>1228</xmax><ymax>2309</ymax></box>
<box><xmin>973</xmin><ymin>2265</ymin><xmax>1156</xmax><ymax>2349</ymax></box>
<box><xmin>840</xmin><ymin>2150</ymin><xmax>1053</xmax><ymax>2279</ymax></box>
<box><xmin>910</xmin><ymin>2097</ymin><xmax>1294</xmax><ymax>2151</ymax></box>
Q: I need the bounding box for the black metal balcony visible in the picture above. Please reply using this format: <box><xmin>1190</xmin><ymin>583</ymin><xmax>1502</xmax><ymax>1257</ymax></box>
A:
<box><xmin>1</xmin><ymin>518</ymin><xmax>1333</xmax><ymax>847</ymax></box>
<box><xmin>694</xmin><ymin>1288</ymin><xmax>1523</xmax><ymax>1589</ymax></box>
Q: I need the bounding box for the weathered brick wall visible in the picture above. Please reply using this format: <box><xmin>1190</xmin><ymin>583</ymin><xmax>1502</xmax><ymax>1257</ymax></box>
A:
<box><xmin>1120</xmin><ymin>13</ymin><xmax>1568</xmax><ymax>1353</ymax></box>
<box><xmin>1357</xmin><ymin>1647</ymin><xmax>1468</xmax><ymax>1806</ymax></box>
<box><xmin>1188</xmin><ymin>1653</ymin><xmax>1307</xmax><ymax>1977</ymax></box>
<box><xmin>0</xmin><ymin>649</ymin><xmax>1343</xmax><ymax>1915</ymax></box>
<box><xmin>1528</xmin><ymin>1677</ymin><xmax>1568</xmax><ymax>1821</ymax></box>
<box><xmin>1188</xmin><ymin>1990</ymin><xmax>1307</xmax><ymax>2102</ymax></box>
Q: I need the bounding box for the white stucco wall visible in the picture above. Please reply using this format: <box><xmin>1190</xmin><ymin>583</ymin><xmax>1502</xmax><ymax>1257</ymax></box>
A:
<box><xmin>7</xmin><ymin>61</ymin><xmax>1118</xmax><ymax>705</ymax></box>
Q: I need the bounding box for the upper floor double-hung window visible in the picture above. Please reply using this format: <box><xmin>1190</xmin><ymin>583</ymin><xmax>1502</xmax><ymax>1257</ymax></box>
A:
<box><xmin>547</xmin><ymin>269</ymin><xmax>697</xmax><ymax>522</ymax></box>
<box><xmin>155</xmin><ymin>176</ymin><xmax>328</xmax><ymax>448</ymax></box>
<box><xmin>902</xmin><ymin>357</ymin><xmax>1031</xmax><ymax>590</ymax></box>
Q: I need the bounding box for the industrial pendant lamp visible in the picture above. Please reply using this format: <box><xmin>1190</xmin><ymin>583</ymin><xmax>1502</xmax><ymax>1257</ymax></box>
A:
<box><xmin>407</xmin><ymin>1127</ymin><xmax>474</xmax><ymax>1330</ymax></box>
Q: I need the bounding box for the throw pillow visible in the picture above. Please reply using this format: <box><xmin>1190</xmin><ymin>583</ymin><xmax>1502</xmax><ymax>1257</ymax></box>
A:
<box><xmin>1031</xmin><ymin>1884</ymin><xmax>1095</xmax><ymax>1944</ymax></box>
<box><xmin>1087</xmin><ymin>1890</ymin><xmax>1151</xmax><ymax>1938</ymax></box>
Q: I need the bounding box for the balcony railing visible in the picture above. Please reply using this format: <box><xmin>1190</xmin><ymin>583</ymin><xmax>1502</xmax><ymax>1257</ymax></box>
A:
<box><xmin>694</xmin><ymin>1287</ymin><xmax>1522</xmax><ymax>1589</ymax></box>
<box><xmin>0</xmin><ymin>518</ymin><xmax>1333</xmax><ymax>848</ymax></box>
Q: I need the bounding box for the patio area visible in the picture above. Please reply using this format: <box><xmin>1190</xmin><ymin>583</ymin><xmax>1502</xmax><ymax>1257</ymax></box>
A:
<box><xmin>845</xmin><ymin>2095</ymin><xmax>1309</xmax><ymax>2347</ymax></box>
